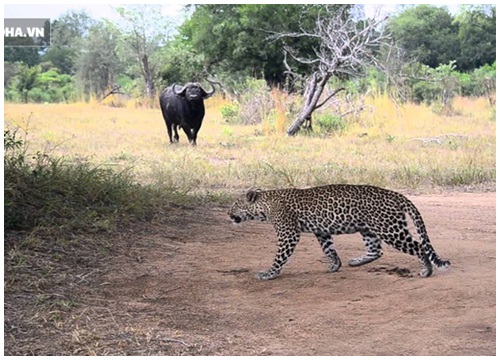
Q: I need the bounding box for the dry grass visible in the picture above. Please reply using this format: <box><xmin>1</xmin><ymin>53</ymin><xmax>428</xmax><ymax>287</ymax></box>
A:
<box><xmin>4</xmin><ymin>93</ymin><xmax>495</xmax><ymax>195</ymax></box>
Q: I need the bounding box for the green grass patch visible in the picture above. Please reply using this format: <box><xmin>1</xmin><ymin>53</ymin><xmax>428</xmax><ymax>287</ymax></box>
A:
<box><xmin>4</xmin><ymin>129</ymin><xmax>192</xmax><ymax>240</ymax></box>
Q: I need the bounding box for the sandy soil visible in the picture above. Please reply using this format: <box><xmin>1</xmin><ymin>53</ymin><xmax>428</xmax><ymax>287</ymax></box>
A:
<box><xmin>4</xmin><ymin>192</ymin><xmax>496</xmax><ymax>355</ymax></box>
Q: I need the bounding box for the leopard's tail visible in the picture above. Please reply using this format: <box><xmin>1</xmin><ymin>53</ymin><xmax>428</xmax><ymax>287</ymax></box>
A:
<box><xmin>403</xmin><ymin>199</ymin><xmax>451</xmax><ymax>269</ymax></box>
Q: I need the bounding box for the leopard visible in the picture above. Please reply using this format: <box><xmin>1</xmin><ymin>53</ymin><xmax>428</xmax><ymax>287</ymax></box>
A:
<box><xmin>228</xmin><ymin>184</ymin><xmax>450</xmax><ymax>280</ymax></box>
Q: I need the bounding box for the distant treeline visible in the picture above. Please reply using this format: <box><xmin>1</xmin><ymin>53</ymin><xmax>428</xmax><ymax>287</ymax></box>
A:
<box><xmin>4</xmin><ymin>4</ymin><xmax>496</xmax><ymax>104</ymax></box>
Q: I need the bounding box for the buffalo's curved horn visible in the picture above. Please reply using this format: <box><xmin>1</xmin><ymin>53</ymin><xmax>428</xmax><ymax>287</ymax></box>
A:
<box><xmin>200</xmin><ymin>81</ymin><xmax>215</xmax><ymax>98</ymax></box>
<box><xmin>173</xmin><ymin>83</ymin><xmax>189</xmax><ymax>95</ymax></box>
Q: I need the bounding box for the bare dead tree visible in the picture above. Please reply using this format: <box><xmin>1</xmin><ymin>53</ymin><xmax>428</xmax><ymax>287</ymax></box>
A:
<box><xmin>270</xmin><ymin>5</ymin><xmax>390</xmax><ymax>135</ymax></box>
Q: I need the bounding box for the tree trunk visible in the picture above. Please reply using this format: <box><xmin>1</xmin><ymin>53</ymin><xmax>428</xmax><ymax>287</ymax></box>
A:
<box><xmin>141</xmin><ymin>54</ymin><xmax>155</xmax><ymax>100</ymax></box>
<box><xmin>287</xmin><ymin>72</ymin><xmax>338</xmax><ymax>136</ymax></box>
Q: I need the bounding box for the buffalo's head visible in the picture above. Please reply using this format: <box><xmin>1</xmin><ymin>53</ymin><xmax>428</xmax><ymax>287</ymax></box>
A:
<box><xmin>173</xmin><ymin>82</ymin><xmax>215</xmax><ymax>101</ymax></box>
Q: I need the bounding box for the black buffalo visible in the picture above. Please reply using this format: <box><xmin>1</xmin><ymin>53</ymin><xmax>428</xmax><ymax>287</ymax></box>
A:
<box><xmin>159</xmin><ymin>82</ymin><xmax>215</xmax><ymax>146</ymax></box>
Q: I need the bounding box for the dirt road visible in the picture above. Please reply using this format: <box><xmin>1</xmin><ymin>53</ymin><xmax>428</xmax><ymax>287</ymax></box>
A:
<box><xmin>5</xmin><ymin>192</ymin><xmax>496</xmax><ymax>355</ymax></box>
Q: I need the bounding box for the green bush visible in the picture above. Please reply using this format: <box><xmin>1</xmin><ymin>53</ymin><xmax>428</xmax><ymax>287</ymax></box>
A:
<box><xmin>4</xmin><ymin>88</ymin><xmax>22</xmax><ymax>102</ymax></box>
<box><xmin>455</xmin><ymin>72</ymin><xmax>474</xmax><ymax>96</ymax></box>
<box><xmin>220</xmin><ymin>103</ymin><xmax>239</xmax><ymax>123</ymax></box>
<box><xmin>28</xmin><ymin>87</ymin><xmax>51</xmax><ymax>103</ymax></box>
<box><xmin>316</xmin><ymin>113</ymin><xmax>347</xmax><ymax>133</ymax></box>
<box><xmin>411</xmin><ymin>80</ymin><xmax>443</xmax><ymax>104</ymax></box>
<box><xmin>4</xmin><ymin>64</ymin><xmax>78</xmax><ymax>103</ymax></box>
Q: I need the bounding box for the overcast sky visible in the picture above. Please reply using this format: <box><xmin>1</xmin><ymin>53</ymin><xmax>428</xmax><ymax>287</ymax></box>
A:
<box><xmin>4</xmin><ymin>4</ymin><xmax>184</xmax><ymax>21</ymax></box>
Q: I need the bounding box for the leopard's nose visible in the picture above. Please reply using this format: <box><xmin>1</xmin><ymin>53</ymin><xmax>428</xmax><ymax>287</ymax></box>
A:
<box><xmin>230</xmin><ymin>215</ymin><xmax>241</xmax><ymax>223</ymax></box>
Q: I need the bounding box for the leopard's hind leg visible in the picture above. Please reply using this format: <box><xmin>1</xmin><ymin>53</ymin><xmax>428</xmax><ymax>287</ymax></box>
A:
<box><xmin>348</xmin><ymin>229</ymin><xmax>383</xmax><ymax>267</ymax></box>
<box><xmin>380</xmin><ymin>226</ymin><xmax>433</xmax><ymax>278</ymax></box>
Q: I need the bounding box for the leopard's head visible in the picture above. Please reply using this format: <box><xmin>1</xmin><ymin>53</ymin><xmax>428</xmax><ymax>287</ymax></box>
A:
<box><xmin>228</xmin><ymin>189</ymin><xmax>267</xmax><ymax>223</ymax></box>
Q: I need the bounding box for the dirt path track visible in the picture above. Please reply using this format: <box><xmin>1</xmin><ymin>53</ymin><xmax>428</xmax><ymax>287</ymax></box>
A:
<box><xmin>5</xmin><ymin>192</ymin><xmax>495</xmax><ymax>355</ymax></box>
<box><xmin>97</xmin><ymin>192</ymin><xmax>495</xmax><ymax>355</ymax></box>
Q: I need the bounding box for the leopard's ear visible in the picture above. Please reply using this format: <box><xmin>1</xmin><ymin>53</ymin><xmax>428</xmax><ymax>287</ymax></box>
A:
<box><xmin>246</xmin><ymin>188</ymin><xmax>261</xmax><ymax>203</ymax></box>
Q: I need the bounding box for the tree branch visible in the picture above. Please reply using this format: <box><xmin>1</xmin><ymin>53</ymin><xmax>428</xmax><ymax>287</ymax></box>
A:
<box><xmin>315</xmin><ymin>87</ymin><xmax>345</xmax><ymax>109</ymax></box>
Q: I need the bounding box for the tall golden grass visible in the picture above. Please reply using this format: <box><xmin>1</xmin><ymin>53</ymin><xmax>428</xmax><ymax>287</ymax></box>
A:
<box><xmin>4</xmin><ymin>92</ymin><xmax>495</xmax><ymax>195</ymax></box>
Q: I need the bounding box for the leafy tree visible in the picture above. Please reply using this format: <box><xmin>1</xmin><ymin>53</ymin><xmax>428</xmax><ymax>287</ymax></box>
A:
<box><xmin>116</xmin><ymin>5</ymin><xmax>175</xmax><ymax>101</ymax></box>
<box><xmin>41</xmin><ymin>46</ymin><xmax>77</xmax><ymax>75</ymax></box>
<box><xmin>387</xmin><ymin>5</ymin><xmax>459</xmax><ymax>69</ymax></box>
<box><xmin>413</xmin><ymin>61</ymin><xmax>460</xmax><ymax>110</ymax></box>
<box><xmin>4</xmin><ymin>47</ymin><xmax>40</xmax><ymax>67</ymax></box>
<box><xmin>34</xmin><ymin>68</ymin><xmax>75</xmax><ymax>102</ymax></box>
<box><xmin>14</xmin><ymin>64</ymin><xmax>39</xmax><ymax>103</ymax></box>
<box><xmin>180</xmin><ymin>4</ymin><xmax>327</xmax><ymax>87</ymax></box>
<box><xmin>4</xmin><ymin>62</ymin><xmax>18</xmax><ymax>87</ymax></box>
<box><xmin>158</xmin><ymin>37</ymin><xmax>205</xmax><ymax>87</ymax></box>
<box><xmin>454</xmin><ymin>5</ymin><xmax>496</xmax><ymax>71</ymax></box>
<box><xmin>76</xmin><ymin>21</ymin><xmax>123</xmax><ymax>98</ymax></box>
<box><xmin>42</xmin><ymin>11</ymin><xmax>95</xmax><ymax>75</ymax></box>
<box><xmin>471</xmin><ymin>62</ymin><xmax>496</xmax><ymax>105</ymax></box>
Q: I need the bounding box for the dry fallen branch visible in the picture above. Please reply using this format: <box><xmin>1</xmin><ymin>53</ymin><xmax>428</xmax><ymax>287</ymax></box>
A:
<box><xmin>409</xmin><ymin>134</ymin><xmax>468</xmax><ymax>144</ymax></box>
<box><xmin>154</xmin><ymin>336</ymin><xmax>191</xmax><ymax>347</ymax></box>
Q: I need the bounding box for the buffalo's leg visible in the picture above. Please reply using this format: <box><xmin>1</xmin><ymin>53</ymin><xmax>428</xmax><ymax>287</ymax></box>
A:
<box><xmin>172</xmin><ymin>124</ymin><xmax>180</xmax><ymax>143</ymax></box>
<box><xmin>166</xmin><ymin>124</ymin><xmax>176</xmax><ymax>143</ymax></box>
<box><xmin>190</xmin><ymin>124</ymin><xmax>202</xmax><ymax>146</ymax></box>
<box><xmin>180</xmin><ymin>124</ymin><xmax>196</xmax><ymax>146</ymax></box>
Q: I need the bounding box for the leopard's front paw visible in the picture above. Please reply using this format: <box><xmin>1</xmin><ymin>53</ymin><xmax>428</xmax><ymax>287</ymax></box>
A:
<box><xmin>256</xmin><ymin>269</ymin><xmax>280</xmax><ymax>280</ymax></box>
